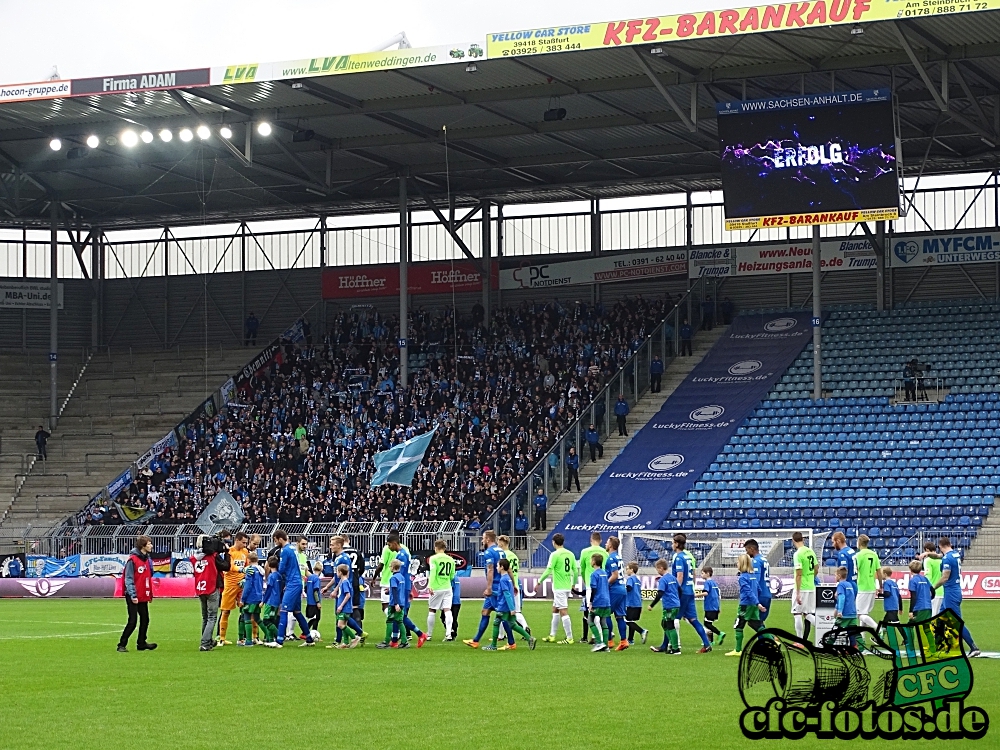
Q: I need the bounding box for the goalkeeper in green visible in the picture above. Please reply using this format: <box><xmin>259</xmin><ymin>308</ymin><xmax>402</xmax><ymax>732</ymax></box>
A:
<box><xmin>538</xmin><ymin>533</ymin><xmax>578</xmax><ymax>643</ymax></box>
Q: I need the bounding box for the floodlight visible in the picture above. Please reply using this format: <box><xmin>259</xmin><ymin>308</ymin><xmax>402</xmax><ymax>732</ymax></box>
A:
<box><xmin>49</xmin><ymin>138</ymin><xmax>62</xmax><ymax>151</ymax></box>
<box><xmin>121</xmin><ymin>130</ymin><xmax>139</xmax><ymax>147</ymax></box>
<box><xmin>140</xmin><ymin>130</ymin><xmax>154</xmax><ymax>143</ymax></box>
<box><xmin>159</xmin><ymin>129</ymin><xmax>173</xmax><ymax>142</ymax></box>
<box><xmin>86</xmin><ymin>135</ymin><xmax>100</xmax><ymax>148</ymax></box>
<box><xmin>219</xmin><ymin>126</ymin><xmax>232</xmax><ymax>139</ymax></box>
<box><xmin>257</xmin><ymin>121</ymin><xmax>272</xmax><ymax>136</ymax></box>
<box><xmin>179</xmin><ymin>128</ymin><xmax>194</xmax><ymax>142</ymax></box>
<box><xmin>196</xmin><ymin>125</ymin><xmax>211</xmax><ymax>140</ymax></box>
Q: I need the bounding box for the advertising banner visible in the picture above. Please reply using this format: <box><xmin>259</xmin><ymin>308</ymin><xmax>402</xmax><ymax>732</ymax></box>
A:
<box><xmin>70</xmin><ymin>68</ymin><xmax>210</xmax><ymax>97</ymax></box>
<box><xmin>890</xmin><ymin>229</ymin><xmax>1000</xmax><ymax>268</ymax></box>
<box><xmin>79</xmin><ymin>554</ymin><xmax>129</xmax><ymax>577</ymax></box>
<box><xmin>551</xmin><ymin>313</ymin><xmax>813</xmax><ymax>551</ymax></box>
<box><xmin>717</xmin><ymin>90</ymin><xmax>899</xmax><ymax>231</ymax></box>
<box><xmin>0</xmin><ymin>79</ymin><xmax>71</xmax><ymax>104</ymax></box>
<box><xmin>107</xmin><ymin>468</ymin><xmax>133</xmax><ymax>500</ymax></box>
<box><xmin>0</xmin><ymin>281</ymin><xmax>64</xmax><ymax>310</ymax></box>
<box><xmin>26</xmin><ymin>555</ymin><xmax>80</xmax><ymax>578</ymax></box>
<box><xmin>114</xmin><ymin>576</ymin><xmax>196</xmax><ymax>598</ymax></box>
<box><xmin>689</xmin><ymin>236</ymin><xmax>877</xmax><ymax>278</ymax></box>
<box><xmin>211</xmin><ymin>43</ymin><xmax>485</xmax><ymax>87</ymax></box>
<box><xmin>0</xmin><ymin>577</ymin><xmax>115</xmax><ymax>597</ymax></box>
<box><xmin>321</xmin><ymin>261</ymin><xmax>498</xmax><ymax>299</ymax></box>
<box><xmin>486</xmin><ymin>1</ymin><xmax>1000</xmax><ymax>58</ymax></box>
<box><xmin>500</xmin><ymin>249</ymin><xmax>687</xmax><ymax>291</ymax></box>
<box><xmin>137</xmin><ymin>430</ymin><xmax>178</xmax><ymax>469</ymax></box>
<box><xmin>887</xmin><ymin>570</ymin><xmax>1000</xmax><ymax>599</ymax></box>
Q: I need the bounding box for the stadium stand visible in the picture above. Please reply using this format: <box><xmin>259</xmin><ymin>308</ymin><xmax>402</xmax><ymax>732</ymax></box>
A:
<box><xmin>664</xmin><ymin>299</ymin><xmax>999</xmax><ymax>565</ymax></box>
<box><xmin>73</xmin><ymin>296</ymin><xmax>674</xmax><ymax>527</ymax></box>
<box><xmin>0</xmin><ymin>347</ymin><xmax>251</xmax><ymax>536</ymax></box>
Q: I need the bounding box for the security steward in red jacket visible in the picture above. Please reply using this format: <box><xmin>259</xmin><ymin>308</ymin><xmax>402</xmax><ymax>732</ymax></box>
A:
<box><xmin>118</xmin><ymin>535</ymin><xmax>157</xmax><ymax>652</ymax></box>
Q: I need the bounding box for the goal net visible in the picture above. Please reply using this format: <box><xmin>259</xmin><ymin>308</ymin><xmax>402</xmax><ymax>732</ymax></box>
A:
<box><xmin>620</xmin><ymin>528</ymin><xmax>827</xmax><ymax>600</ymax></box>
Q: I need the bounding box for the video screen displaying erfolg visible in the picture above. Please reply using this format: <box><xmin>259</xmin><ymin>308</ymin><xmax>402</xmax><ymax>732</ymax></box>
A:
<box><xmin>717</xmin><ymin>90</ymin><xmax>899</xmax><ymax>230</ymax></box>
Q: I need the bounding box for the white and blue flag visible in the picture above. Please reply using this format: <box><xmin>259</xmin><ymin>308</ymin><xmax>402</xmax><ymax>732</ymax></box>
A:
<box><xmin>370</xmin><ymin>430</ymin><xmax>435</xmax><ymax>487</ymax></box>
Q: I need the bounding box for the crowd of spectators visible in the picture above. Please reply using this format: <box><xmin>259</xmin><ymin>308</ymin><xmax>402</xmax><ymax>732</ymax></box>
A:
<box><xmin>81</xmin><ymin>295</ymin><xmax>670</xmax><ymax>527</ymax></box>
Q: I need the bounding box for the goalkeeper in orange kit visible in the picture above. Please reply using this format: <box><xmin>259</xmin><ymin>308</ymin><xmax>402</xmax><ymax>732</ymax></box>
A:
<box><xmin>218</xmin><ymin>532</ymin><xmax>249</xmax><ymax>645</ymax></box>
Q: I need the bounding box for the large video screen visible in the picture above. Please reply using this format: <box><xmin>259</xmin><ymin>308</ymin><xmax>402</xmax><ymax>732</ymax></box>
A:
<box><xmin>717</xmin><ymin>90</ymin><xmax>899</xmax><ymax>231</ymax></box>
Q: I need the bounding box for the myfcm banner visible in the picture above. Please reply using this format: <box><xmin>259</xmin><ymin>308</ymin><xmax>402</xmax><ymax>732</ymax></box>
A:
<box><xmin>554</xmin><ymin>312</ymin><xmax>813</xmax><ymax>551</ymax></box>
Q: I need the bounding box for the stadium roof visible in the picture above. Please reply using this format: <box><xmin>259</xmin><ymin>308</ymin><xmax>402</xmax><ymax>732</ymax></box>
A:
<box><xmin>3</xmin><ymin>6</ymin><xmax>1000</xmax><ymax>229</ymax></box>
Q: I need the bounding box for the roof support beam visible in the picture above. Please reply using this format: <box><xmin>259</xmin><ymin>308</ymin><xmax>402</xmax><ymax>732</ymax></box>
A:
<box><xmin>409</xmin><ymin>178</ymin><xmax>484</xmax><ymax>275</ymax></box>
<box><xmin>892</xmin><ymin>22</ymin><xmax>997</xmax><ymax>146</ymax></box>
<box><xmin>632</xmin><ymin>48</ymin><xmax>697</xmax><ymax>133</ymax></box>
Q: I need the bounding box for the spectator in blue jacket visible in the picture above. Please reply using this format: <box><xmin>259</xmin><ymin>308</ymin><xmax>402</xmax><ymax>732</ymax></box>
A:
<box><xmin>701</xmin><ymin>296</ymin><xmax>714</xmax><ymax>331</ymax></box>
<box><xmin>614</xmin><ymin>395</ymin><xmax>630</xmax><ymax>437</ymax></box>
<box><xmin>585</xmin><ymin>423</ymin><xmax>603</xmax><ymax>462</ymax></box>
<box><xmin>533</xmin><ymin>488</ymin><xmax>548</xmax><ymax>531</ymax></box>
<box><xmin>6</xmin><ymin>556</ymin><xmax>23</xmax><ymax>578</ymax></box>
<box><xmin>566</xmin><ymin>446</ymin><xmax>581</xmax><ymax>492</ymax></box>
<box><xmin>680</xmin><ymin>319</ymin><xmax>693</xmax><ymax>357</ymax></box>
<box><xmin>650</xmin><ymin>355</ymin><xmax>664</xmax><ymax>393</ymax></box>
<box><xmin>547</xmin><ymin>451</ymin><xmax>560</xmax><ymax>492</ymax></box>
<box><xmin>514</xmin><ymin>509</ymin><xmax>529</xmax><ymax>544</ymax></box>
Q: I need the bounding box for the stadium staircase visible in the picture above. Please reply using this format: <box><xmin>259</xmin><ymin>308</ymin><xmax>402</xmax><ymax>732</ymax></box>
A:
<box><xmin>538</xmin><ymin>326</ymin><xmax>729</xmax><ymax>549</ymax></box>
<box><xmin>0</xmin><ymin>346</ymin><xmax>249</xmax><ymax>546</ymax></box>
<box><xmin>662</xmin><ymin>299</ymin><xmax>1000</xmax><ymax>567</ymax></box>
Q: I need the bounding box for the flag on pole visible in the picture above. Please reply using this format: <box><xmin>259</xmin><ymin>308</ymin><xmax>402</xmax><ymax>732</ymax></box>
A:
<box><xmin>370</xmin><ymin>430</ymin><xmax>436</xmax><ymax>487</ymax></box>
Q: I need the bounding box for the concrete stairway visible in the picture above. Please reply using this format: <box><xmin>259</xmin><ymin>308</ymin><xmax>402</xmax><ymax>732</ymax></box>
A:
<box><xmin>544</xmin><ymin>326</ymin><xmax>730</xmax><ymax>532</ymax></box>
<box><xmin>0</xmin><ymin>345</ymin><xmax>250</xmax><ymax>543</ymax></box>
<box><xmin>962</xmin><ymin>511</ymin><xmax>1000</xmax><ymax>568</ymax></box>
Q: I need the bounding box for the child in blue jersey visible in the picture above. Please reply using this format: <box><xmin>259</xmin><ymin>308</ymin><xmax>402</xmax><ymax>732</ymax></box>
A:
<box><xmin>305</xmin><ymin>563</ymin><xmax>323</xmax><ymax>634</ymax></box>
<box><xmin>624</xmin><ymin>562</ymin><xmax>648</xmax><ymax>645</ymax></box>
<box><xmin>238</xmin><ymin>552</ymin><xmax>263</xmax><ymax>647</ymax></box>
<box><xmin>483</xmin><ymin>558</ymin><xmax>535</xmax><ymax>651</ymax></box>
<box><xmin>726</xmin><ymin>554</ymin><xmax>764</xmax><ymax>656</ymax></box>
<box><xmin>391</xmin><ymin>542</ymin><xmax>427</xmax><ymax>648</ymax></box>
<box><xmin>378</xmin><ymin>560</ymin><xmax>409</xmax><ymax>648</ymax></box>
<box><xmin>700</xmin><ymin>566</ymin><xmax>726</xmax><ymax>647</ymax></box>
<box><xmin>439</xmin><ymin>575</ymin><xmax>461</xmax><ymax>641</ymax></box>
<box><xmin>648</xmin><ymin>559</ymin><xmax>681</xmax><ymax>654</ymax></box>
<box><xmin>261</xmin><ymin>556</ymin><xmax>282</xmax><ymax>647</ymax></box>
<box><xmin>907</xmin><ymin>560</ymin><xmax>932</xmax><ymax>622</ymax></box>
<box><xmin>835</xmin><ymin>566</ymin><xmax>858</xmax><ymax>649</ymax></box>
<box><xmin>330</xmin><ymin>564</ymin><xmax>361</xmax><ymax>649</ymax></box>
<box><xmin>905</xmin><ymin>559</ymin><xmax>935</xmax><ymax>654</ymax></box>
<box><xmin>588</xmin><ymin>553</ymin><xmax>612</xmax><ymax>652</ymax></box>
<box><xmin>879</xmin><ymin>567</ymin><xmax>900</xmax><ymax>625</ymax></box>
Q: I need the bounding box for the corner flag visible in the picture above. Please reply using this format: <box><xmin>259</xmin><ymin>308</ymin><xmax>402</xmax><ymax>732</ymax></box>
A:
<box><xmin>370</xmin><ymin>430</ymin><xmax>436</xmax><ymax>487</ymax></box>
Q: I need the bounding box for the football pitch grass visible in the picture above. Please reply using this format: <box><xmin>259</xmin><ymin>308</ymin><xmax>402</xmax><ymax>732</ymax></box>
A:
<box><xmin>1</xmin><ymin>598</ymin><xmax>998</xmax><ymax>749</ymax></box>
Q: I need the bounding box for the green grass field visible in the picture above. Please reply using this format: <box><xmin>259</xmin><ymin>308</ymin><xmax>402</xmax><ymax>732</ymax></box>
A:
<box><xmin>1</xmin><ymin>598</ymin><xmax>998</xmax><ymax>749</ymax></box>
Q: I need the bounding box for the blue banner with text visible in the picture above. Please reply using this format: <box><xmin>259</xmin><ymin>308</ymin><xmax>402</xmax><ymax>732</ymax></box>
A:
<box><xmin>555</xmin><ymin>312</ymin><xmax>813</xmax><ymax>551</ymax></box>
